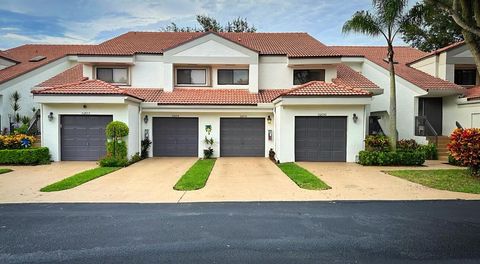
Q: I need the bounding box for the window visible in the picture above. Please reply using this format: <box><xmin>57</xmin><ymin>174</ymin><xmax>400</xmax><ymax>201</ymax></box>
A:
<box><xmin>293</xmin><ymin>69</ymin><xmax>325</xmax><ymax>85</ymax></box>
<box><xmin>218</xmin><ymin>69</ymin><xmax>249</xmax><ymax>85</ymax></box>
<box><xmin>96</xmin><ymin>67</ymin><xmax>128</xmax><ymax>84</ymax></box>
<box><xmin>455</xmin><ymin>69</ymin><xmax>477</xmax><ymax>86</ymax></box>
<box><xmin>176</xmin><ymin>69</ymin><xmax>207</xmax><ymax>85</ymax></box>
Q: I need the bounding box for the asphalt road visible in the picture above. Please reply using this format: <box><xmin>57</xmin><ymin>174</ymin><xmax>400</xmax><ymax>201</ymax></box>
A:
<box><xmin>1</xmin><ymin>201</ymin><xmax>480</xmax><ymax>263</ymax></box>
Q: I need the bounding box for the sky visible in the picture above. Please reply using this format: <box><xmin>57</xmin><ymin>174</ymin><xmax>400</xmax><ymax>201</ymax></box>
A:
<box><xmin>0</xmin><ymin>0</ymin><xmax>417</xmax><ymax>50</ymax></box>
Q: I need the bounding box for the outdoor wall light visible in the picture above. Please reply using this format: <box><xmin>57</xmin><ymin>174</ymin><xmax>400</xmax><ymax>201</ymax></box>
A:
<box><xmin>352</xmin><ymin>113</ymin><xmax>358</xmax><ymax>123</ymax></box>
<box><xmin>48</xmin><ymin>112</ymin><xmax>54</xmax><ymax>121</ymax></box>
<box><xmin>267</xmin><ymin>115</ymin><xmax>272</xmax><ymax>124</ymax></box>
<box><xmin>144</xmin><ymin>115</ymin><xmax>149</xmax><ymax>124</ymax></box>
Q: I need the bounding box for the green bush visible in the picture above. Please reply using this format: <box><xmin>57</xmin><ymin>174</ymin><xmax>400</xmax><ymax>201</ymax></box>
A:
<box><xmin>358</xmin><ymin>150</ymin><xmax>426</xmax><ymax>166</ymax></box>
<box><xmin>419</xmin><ymin>143</ymin><xmax>438</xmax><ymax>160</ymax></box>
<box><xmin>105</xmin><ymin>121</ymin><xmax>129</xmax><ymax>138</ymax></box>
<box><xmin>365</xmin><ymin>135</ymin><xmax>390</xmax><ymax>152</ymax></box>
<box><xmin>0</xmin><ymin>147</ymin><xmax>50</xmax><ymax>165</ymax></box>
<box><xmin>141</xmin><ymin>138</ymin><xmax>151</xmax><ymax>159</ymax></box>
<box><xmin>14</xmin><ymin>124</ymin><xmax>29</xmax><ymax>135</ymax></box>
<box><xmin>397</xmin><ymin>139</ymin><xmax>420</xmax><ymax>151</ymax></box>
<box><xmin>99</xmin><ymin>154</ymin><xmax>128</xmax><ymax>167</ymax></box>
<box><xmin>128</xmin><ymin>152</ymin><xmax>142</xmax><ymax>165</ymax></box>
<box><xmin>106</xmin><ymin>141</ymin><xmax>127</xmax><ymax>159</ymax></box>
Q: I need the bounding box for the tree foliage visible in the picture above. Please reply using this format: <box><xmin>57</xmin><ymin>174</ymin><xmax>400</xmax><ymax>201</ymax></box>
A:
<box><xmin>400</xmin><ymin>1</ymin><xmax>463</xmax><ymax>52</ymax></box>
<box><xmin>161</xmin><ymin>15</ymin><xmax>256</xmax><ymax>33</ymax></box>
<box><xmin>343</xmin><ymin>0</ymin><xmax>409</xmax><ymax>150</ymax></box>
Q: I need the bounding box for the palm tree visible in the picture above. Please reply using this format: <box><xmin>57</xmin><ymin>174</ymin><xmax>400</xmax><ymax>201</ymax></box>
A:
<box><xmin>343</xmin><ymin>0</ymin><xmax>408</xmax><ymax>151</ymax></box>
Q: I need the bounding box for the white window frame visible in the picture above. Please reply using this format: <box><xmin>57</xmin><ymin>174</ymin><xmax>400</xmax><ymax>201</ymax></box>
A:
<box><xmin>175</xmin><ymin>67</ymin><xmax>210</xmax><ymax>87</ymax></box>
<box><xmin>94</xmin><ymin>66</ymin><xmax>130</xmax><ymax>85</ymax></box>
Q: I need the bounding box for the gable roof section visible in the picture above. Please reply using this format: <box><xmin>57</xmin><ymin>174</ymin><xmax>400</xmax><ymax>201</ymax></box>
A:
<box><xmin>464</xmin><ymin>86</ymin><xmax>480</xmax><ymax>101</ymax></box>
<box><xmin>0</xmin><ymin>44</ymin><xmax>92</xmax><ymax>85</ymax></box>
<box><xmin>408</xmin><ymin>41</ymin><xmax>465</xmax><ymax>65</ymax></box>
<box><xmin>279</xmin><ymin>81</ymin><xmax>371</xmax><ymax>97</ymax></box>
<box><xmin>79</xmin><ymin>32</ymin><xmax>340</xmax><ymax>57</ymax></box>
<box><xmin>32</xmin><ymin>79</ymin><xmax>144</xmax><ymax>100</ymax></box>
<box><xmin>0</xmin><ymin>50</ymin><xmax>19</xmax><ymax>63</ymax></box>
<box><xmin>333</xmin><ymin>46</ymin><xmax>463</xmax><ymax>91</ymax></box>
<box><xmin>37</xmin><ymin>64</ymin><xmax>87</xmax><ymax>87</ymax></box>
<box><xmin>334</xmin><ymin>64</ymin><xmax>379</xmax><ymax>89</ymax></box>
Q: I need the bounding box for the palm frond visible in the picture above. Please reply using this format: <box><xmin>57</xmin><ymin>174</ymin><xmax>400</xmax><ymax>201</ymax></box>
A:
<box><xmin>342</xmin><ymin>11</ymin><xmax>384</xmax><ymax>37</ymax></box>
<box><xmin>373</xmin><ymin>0</ymin><xmax>409</xmax><ymax>25</ymax></box>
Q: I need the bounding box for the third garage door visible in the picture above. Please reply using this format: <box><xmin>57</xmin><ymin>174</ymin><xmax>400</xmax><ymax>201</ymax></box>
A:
<box><xmin>220</xmin><ymin>118</ymin><xmax>265</xmax><ymax>157</ymax></box>
<box><xmin>153</xmin><ymin>117</ymin><xmax>198</xmax><ymax>157</ymax></box>
<box><xmin>295</xmin><ymin>116</ymin><xmax>347</xmax><ymax>162</ymax></box>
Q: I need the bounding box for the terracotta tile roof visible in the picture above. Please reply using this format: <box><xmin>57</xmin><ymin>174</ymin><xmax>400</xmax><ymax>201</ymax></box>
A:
<box><xmin>464</xmin><ymin>86</ymin><xmax>480</xmax><ymax>101</ymax></box>
<box><xmin>37</xmin><ymin>64</ymin><xmax>87</xmax><ymax>87</ymax></box>
<box><xmin>80</xmin><ymin>32</ymin><xmax>340</xmax><ymax>57</ymax></box>
<box><xmin>279</xmin><ymin>81</ymin><xmax>371</xmax><ymax>97</ymax></box>
<box><xmin>0</xmin><ymin>50</ymin><xmax>19</xmax><ymax>63</ymax></box>
<box><xmin>125</xmin><ymin>88</ymin><xmax>288</xmax><ymax>105</ymax></box>
<box><xmin>0</xmin><ymin>44</ymin><xmax>93</xmax><ymax>85</ymax></box>
<box><xmin>334</xmin><ymin>64</ymin><xmax>379</xmax><ymax>89</ymax></box>
<box><xmin>408</xmin><ymin>41</ymin><xmax>465</xmax><ymax>65</ymax></box>
<box><xmin>332</xmin><ymin>46</ymin><xmax>464</xmax><ymax>91</ymax></box>
<box><xmin>32</xmin><ymin>79</ymin><xmax>143</xmax><ymax>100</ymax></box>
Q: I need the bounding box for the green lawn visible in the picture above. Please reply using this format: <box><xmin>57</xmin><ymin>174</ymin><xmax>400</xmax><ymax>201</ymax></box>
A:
<box><xmin>0</xmin><ymin>168</ymin><xmax>12</xmax><ymax>174</ymax></box>
<box><xmin>174</xmin><ymin>159</ymin><xmax>216</xmax><ymax>191</ymax></box>
<box><xmin>40</xmin><ymin>167</ymin><xmax>120</xmax><ymax>192</ymax></box>
<box><xmin>277</xmin><ymin>162</ymin><xmax>331</xmax><ymax>190</ymax></box>
<box><xmin>386</xmin><ymin>169</ymin><xmax>480</xmax><ymax>194</ymax></box>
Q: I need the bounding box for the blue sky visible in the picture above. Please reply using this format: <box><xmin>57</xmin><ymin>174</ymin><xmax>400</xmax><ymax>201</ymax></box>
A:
<box><xmin>0</xmin><ymin>0</ymin><xmax>417</xmax><ymax>50</ymax></box>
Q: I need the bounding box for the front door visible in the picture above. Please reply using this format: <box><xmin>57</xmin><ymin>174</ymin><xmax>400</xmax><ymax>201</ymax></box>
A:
<box><xmin>419</xmin><ymin>97</ymin><xmax>443</xmax><ymax>136</ymax></box>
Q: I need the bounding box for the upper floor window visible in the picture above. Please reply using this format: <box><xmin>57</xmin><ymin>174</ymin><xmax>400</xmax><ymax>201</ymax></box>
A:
<box><xmin>218</xmin><ymin>69</ymin><xmax>249</xmax><ymax>85</ymax></box>
<box><xmin>293</xmin><ymin>69</ymin><xmax>325</xmax><ymax>85</ymax></box>
<box><xmin>176</xmin><ymin>68</ymin><xmax>207</xmax><ymax>86</ymax></box>
<box><xmin>96</xmin><ymin>67</ymin><xmax>128</xmax><ymax>84</ymax></box>
<box><xmin>455</xmin><ymin>68</ymin><xmax>477</xmax><ymax>86</ymax></box>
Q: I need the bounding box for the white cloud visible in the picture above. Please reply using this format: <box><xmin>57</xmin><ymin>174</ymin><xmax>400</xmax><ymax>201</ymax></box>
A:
<box><xmin>2</xmin><ymin>33</ymin><xmax>92</xmax><ymax>44</ymax></box>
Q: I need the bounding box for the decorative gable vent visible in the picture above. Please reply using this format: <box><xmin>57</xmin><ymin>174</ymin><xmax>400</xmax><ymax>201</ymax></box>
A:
<box><xmin>29</xmin><ymin>55</ymin><xmax>46</xmax><ymax>62</ymax></box>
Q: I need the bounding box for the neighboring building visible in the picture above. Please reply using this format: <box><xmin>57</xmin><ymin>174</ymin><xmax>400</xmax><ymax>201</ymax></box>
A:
<box><xmin>0</xmin><ymin>45</ymin><xmax>92</xmax><ymax>130</ymax></box>
<box><xmin>14</xmin><ymin>31</ymin><xmax>474</xmax><ymax>163</ymax></box>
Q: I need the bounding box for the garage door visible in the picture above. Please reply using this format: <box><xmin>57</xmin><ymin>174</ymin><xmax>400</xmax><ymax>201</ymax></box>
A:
<box><xmin>152</xmin><ymin>117</ymin><xmax>198</xmax><ymax>157</ymax></box>
<box><xmin>295</xmin><ymin>116</ymin><xmax>347</xmax><ymax>161</ymax></box>
<box><xmin>61</xmin><ymin>115</ymin><xmax>112</xmax><ymax>161</ymax></box>
<box><xmin>220</xmin><ymin>118</ymin><xmax>265</xmax><ymax>157</ymax></box>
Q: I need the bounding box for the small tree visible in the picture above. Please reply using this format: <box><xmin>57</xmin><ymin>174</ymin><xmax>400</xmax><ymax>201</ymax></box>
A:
<box><xmin>10</xmin><ymin>91</ymin><xmax>21</xmax><ymax>124</ymax></box>
<box><xmin>448</xmin><ymin>128</ymin><xmax>480</xmax><ymax>176</ymax></box>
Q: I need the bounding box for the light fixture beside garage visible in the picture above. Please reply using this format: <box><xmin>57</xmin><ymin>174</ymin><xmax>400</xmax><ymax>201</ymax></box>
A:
<box><xmin>48</xmin><ymin>112</ymin><xmax>54</xmax><ymax>121</ymax></box>
<box><xmin>353</xmin><ymin>113</ymin><xmax>358</xmax><ymax>123</ymax></box>
<box><xmin>267</xmin><ymin>115</ymin><xmax>272</xmax><ymax>124</ymax></box>
<box><xmin>144</xmin><ymin>115</ymin><xmax>149</xmax><ymax>124</ymax></box>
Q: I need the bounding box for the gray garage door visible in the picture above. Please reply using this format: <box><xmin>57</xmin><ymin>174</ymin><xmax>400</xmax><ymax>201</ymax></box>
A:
<box><xmin>61</xmin><ymin>115</ymin><xmax>112</xmax><ymax>161</ymax></box>
<box><xmin>220</xmin><ymin>118</ymin><xmax>265</xmax><ymax>157</ymax></box>
<box><xmin>152</xmin><ymin>117</ymin><xmax>198</xmax><ymax>157</ymax></box>
<box><xmin>295</xmin><ymin>116</ymin><xmax>347</xmax><ymax>162</ymax></box>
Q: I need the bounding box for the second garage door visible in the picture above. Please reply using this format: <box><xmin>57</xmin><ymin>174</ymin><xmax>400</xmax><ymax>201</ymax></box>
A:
<box><xmin>220</xmin><ymin>118</ymin><xmax>265</xmax><ymax>157</ymax></box>
<box><xmin>61</xmin><ymin>115</ymin><xmax>112</xmax><ymax>161</ymax></box>
<box><xmin>153</xmin><ymin>117</ymin><xmax>198</xmax><ymax>157</ymax></box>
<box><xmin>295</xmin><ymin>116</ymin><xmax>347</xmax><ymax>162</ymax></box>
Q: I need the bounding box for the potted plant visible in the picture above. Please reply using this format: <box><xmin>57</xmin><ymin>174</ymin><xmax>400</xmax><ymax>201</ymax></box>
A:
<box><xmin>204</xmin><ymin>136</ymin><xmax>214</xmax><ymax>159</ymax></box>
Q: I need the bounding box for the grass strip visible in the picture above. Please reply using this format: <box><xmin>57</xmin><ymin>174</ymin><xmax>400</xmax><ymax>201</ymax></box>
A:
<box><xmin>277</xmin><ymin>162</ymin><xmax>331</xmax><ymax>190</ymax></box>
<box><xmin>174</xmin><ymin>159</ymin><xmax>216</xmax><ymax>191</ymax></box>
<box><xmin>40</xmin><ymin>167</ymin><xmax>120</xmax><ymax>192</ymax></box>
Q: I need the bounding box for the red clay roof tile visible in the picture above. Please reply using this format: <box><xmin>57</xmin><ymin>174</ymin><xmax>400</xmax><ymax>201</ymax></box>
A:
<box><xmin>332</xmin><ymin>46</ymin><xmax>463</xmax><ymax>91</ymax></box>
<box><xmin>280</xmin><ymin>81</ymin><xmax>371</xmax><ymax>97</ymax></box>
<box><xmin>334</xmin><ymin>64</ymin><xmax>379</xmax><ymax>89</ymax></box>
<box><xmin>464</xmin><ymin>86</ymin><xmax>480</xmax><ymax>101</ymax></box>
<box><xmin>37</xmin><ymin>64</ymin><xmax>87</xmax><ymax>87</ymax></box>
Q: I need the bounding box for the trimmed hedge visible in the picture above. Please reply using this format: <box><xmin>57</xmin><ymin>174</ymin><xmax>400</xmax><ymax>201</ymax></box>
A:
<box><xmin>0</xmin><ymin>147</ymin><xmax>50</xmax><ymax>165</ymax></box>
<box><xmin>358</xmin><ymin>150</ymin><xmax>426</xmax><ymax>166</ymax></box>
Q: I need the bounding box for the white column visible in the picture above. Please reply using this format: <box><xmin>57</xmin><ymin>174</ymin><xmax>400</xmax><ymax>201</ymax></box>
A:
<box><xmin>164</xmin><ymin>63</ymin><xmax>174</xmax><ymax>92</ymax></box>
<box><xmin>249</xmin><ymin>63</ymin><xmax>259</xmax><ymax>93</ymax></box>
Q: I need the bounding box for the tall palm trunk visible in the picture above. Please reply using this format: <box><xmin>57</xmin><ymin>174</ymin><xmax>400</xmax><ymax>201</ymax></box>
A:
<box><xmin>387</xmin><ymin>43</ymin><xmax>398</xmax><ymax>150</ymax></box>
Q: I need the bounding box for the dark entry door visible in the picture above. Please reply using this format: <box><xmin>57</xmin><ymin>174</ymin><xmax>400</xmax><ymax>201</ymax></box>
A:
<box><xmin>61</xmin><ymin>115</ymin><xmax>112</xmax><ymax>161</ymax></box>
<box><xmin>152</xmin><ymin>117</ymin><xmax>198</xmax><ymax>157</ymax></box>
<box><xmin>419</xmin><ymin>97</ymin><xmax>443</xmax><ymax>136</ymax></box>
<box><xmin>295</xmin><ymin>116</ymin><xmax>347</xmax><ymax>162</ymax></box>
<box><xmin>220</xmin><ymin>118</ymin><xmax>265</xmax><ymax>157</ymax></box>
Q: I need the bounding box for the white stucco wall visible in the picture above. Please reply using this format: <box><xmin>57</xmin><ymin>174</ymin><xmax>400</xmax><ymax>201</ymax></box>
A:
<box><xmin>443</xmin><ymin>96</ymin><xmax>480</xmax><ymax>135</ymax></box>
<box><xmin>141</xmin><ymin>110</ymin><xmax>274</xmax><ymax>158</ymax></box>
<box><xmin>40</xmin><ymin>100</ymin><xmax>140</xmax><ymax>161</ymax></box>
<box><xmin>0</xmin><ymin>57</ymin><xmax>77</xmax><ymax>130</ymax></box>
<box><xmin>274</xmin><ymin>104</ymin><xmax>367</xmax><ymax>163</ymax></box>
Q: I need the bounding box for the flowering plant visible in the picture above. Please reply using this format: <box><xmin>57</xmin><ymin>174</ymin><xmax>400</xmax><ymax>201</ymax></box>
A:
<box><xmin>448</xmin><ymin>128</ymin><xmax>480</xmax><ymax>176</ymax></box>
<box><xmin>0</xmin><ymin>134</ymin><xmax>36</xmax><ymax>149</ymax></box>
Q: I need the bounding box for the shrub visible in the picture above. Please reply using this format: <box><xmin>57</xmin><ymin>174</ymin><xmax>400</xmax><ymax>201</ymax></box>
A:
<box><xmin>448</xmin><ymin>128</ymin><xmax>480</xmax><ymax>176</ymax></box>
<box><xmin>14</xmin><ymin>124</ymin><xmax>29</xmax><ymax>135</ymax></box>
<box><xmin>419</xmin><ymin>143</ymin><xmax>438</xmax><ymax>160</ymax></box>
<box><xmin>0</xmin><ymin>134</ymin><xmax>36</xmax><ymax>149</ymax></box>
<box><xmin>397</xmin><ymin>139</ymin><xmax>420</xmax><ymax>152</ymax></box>
<box><xmin>358</xmin><ymin>150</ymin><xmax>426</xmax><ymax>166</ymax></box>
<box><xmin>105</xmin><ymin>121</ymin><xmax>129</xmax><ymax>138</ymax></box>
<box><xmin>364</xmin><ymin>135</ymin><xmax>390</xmax><ymax>152</ymax></box>
<box><xmin>128</xmin><ymin>152</ymin><xmax>142</xmax><ymax>165</ymax></box>
<box><xmin>106</xmin><ymin>141</ymin><xmax>127</xmax><ymax>159</ymax></box>
<box><xmin>99</xmin><ymin>154</ymin><xmax>128</xmax><ymax>167</ymax></box>
<box><xmin>141</xmin><ymin>138</ymin><xmax>152</xmax><ymax>159</ymax></box>
<box><xmin>0</xmin><ymin>147</ymin><xmax>50</xmax><ymax>165</ymax></box>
